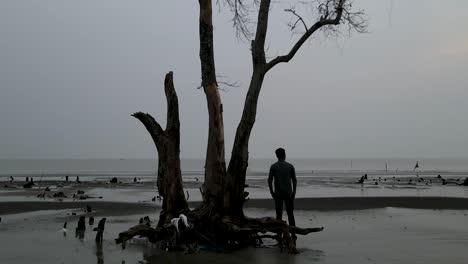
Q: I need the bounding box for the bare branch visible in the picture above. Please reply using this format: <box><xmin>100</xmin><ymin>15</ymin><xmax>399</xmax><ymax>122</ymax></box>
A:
<box><xmin>265</xmin><ymin>0</ymin><xmax>367</xmax><ymax>72</ymax></box>
<box><xmin>218</xmin><ymin>80</ymin><xmax>240</xmax><ymax>92</ymax></box>
<box><xmin>285</xmin><ymin>8</ymin><xmax>308</xmax><ymax>32</ymax></box>
<box><xmin>132</xmin><ymin>112</ymin><xmax>165</xmax><ymax>147</ymax></box>
<box><xmin>196</xmin><ymin>74</ymin><xmax>241</xmax><ymax>92</ymax></box>
<box><xmin>319</xmin><ymin>0</ymin><xmax>368</xmax><ymax>37</ymax></box>
<box><xmin>217</xmin><ymin>74</ymin><xmax>241</xmax><ymax>90</ymax></box>
<box><xmin>223</xmin><ymin>0</ymin><xmax>254</xmax><ymax>40</ymax></box>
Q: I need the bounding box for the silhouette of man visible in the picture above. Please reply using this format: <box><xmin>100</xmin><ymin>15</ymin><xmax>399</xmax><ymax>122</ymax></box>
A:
<box><xmin>268</xmin><ymin>148</ymin><xmax>297</xmax><ymax>229</ymax></box>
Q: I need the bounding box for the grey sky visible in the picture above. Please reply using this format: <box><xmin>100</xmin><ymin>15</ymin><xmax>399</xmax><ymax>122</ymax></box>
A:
<box><xmin>1</xmin><ymin>0</ymin><xmax>467</xmax><ymax>159</ymax></box>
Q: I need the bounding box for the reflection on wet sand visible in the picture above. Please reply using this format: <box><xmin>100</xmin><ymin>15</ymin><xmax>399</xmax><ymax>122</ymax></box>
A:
<box><xmin>141</xmin><ymin>246</ymin><xmax>324</xmax><ymax>264</ymax></box>
<box><xmin>75</xmin><ymin>229</ymin><xmax>85</xmax><ymax>241</ymax></box>
<box><xmin>95</xmin><ymin>242</ymin><xmax>104</xmax><ymax>264</ymax></box>
<box><xmin>62</xmin><ymin>221</ymin><xmax>68</xmax><ymax>237</ymax></box>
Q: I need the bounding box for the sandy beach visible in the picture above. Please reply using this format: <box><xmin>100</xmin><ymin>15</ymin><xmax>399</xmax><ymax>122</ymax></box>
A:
<box><xmin>1</xmin><ymin>164</ymin><xmax>468</xmax><ymax>263</ymax></box>
<box><xmin>0</xmin><ymin>205</ymin><xmax>467</xmax><ymax>264</ymax></box>
<box><xmin>0</xmin><ymin>201</ymin><xmax>157</xmax><ymax>216</ymax></box>
<box><xmin>2</xmin><ymin>0</ymin><xmax>468</xmax><ymax>261</ymax></box>
<box><xmin>2</xmin><ymin>196</ymin><xmax>468</xmax><ymax>216</ymax></box>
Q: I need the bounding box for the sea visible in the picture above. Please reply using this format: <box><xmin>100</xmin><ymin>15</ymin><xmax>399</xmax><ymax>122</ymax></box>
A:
<box><xmin>2</xmin><ymin>158</ymin><xmax>468</xmax><ymax>200</ymax></box>
<box><xmin>1</xmin><ymin>158</ymin><xmax>467</xmax><ymax>180</ymax></box>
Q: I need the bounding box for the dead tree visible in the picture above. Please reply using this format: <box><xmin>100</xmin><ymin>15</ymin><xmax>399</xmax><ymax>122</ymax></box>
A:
<box><xmin>226</xmin><ymin>0</ymin><xmax>367</xmax><ymax>215</ymax></box>
<box><xmin>119</xmin><ymin>0</ymin><xmax>365</xmax><ymax>253</ymax></box>
<box><xmin>132</xmin><ymin>72</ymin><xmax>188</xmax><ymax>226</ymax></box>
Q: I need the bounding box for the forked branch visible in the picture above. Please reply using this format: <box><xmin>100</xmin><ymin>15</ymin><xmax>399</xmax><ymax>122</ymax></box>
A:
<box><xmin>265</xmin><ymin>0</ymin><xmax>367</xmax><ymax>72</ymax></box>
<box><xmin>285</xmin><ymin>8</ymin><xmax>309</xmax><ymax>32</ymax></box>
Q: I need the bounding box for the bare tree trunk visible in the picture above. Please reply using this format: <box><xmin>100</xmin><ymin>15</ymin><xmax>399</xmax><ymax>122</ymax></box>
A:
<box><xmin>226</xmin><ymin>0</ymin><xmax>348</xmax><ymax>214</ymax></box>
<box><xmin>225</xmin><ymin>0</ymin><xmax>271</xmax><ymax>215</ymax></box>
<box><xmin>225</xmin><ymin>71</ymin><xmax>266</xmax><ymax>215</ymax></box>
<box><xmin>198</xmin><ymin>0</ymin><xmax>227</xmax><ymax>211</ymax></box>
<box><xmin>132</xmin><ymin>72</ymin><xmax>188</xmax><ymax>226</ymax></box>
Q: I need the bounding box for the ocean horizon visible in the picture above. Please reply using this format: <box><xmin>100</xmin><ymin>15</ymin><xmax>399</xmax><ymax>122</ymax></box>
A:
<box><xmin>1</xmin><ymin>158</ymin><xmax>468</xmax><ymax>178</ymax></box>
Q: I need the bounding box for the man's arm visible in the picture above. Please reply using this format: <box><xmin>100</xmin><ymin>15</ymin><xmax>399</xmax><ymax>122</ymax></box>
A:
<box><xmin>291</xmin><ymin>165</ymin><xmax>297</xmax><ymax>198</ymax></box>
<box><xmin>268</xmin><ymin>165</ymin><xmax>275</xmax><ymax>198</ymax></box>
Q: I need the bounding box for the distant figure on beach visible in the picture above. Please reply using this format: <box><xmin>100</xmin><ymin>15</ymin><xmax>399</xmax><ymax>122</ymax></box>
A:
<box><xmin>268</xmin><ymin>148</ymin><xmax>297</xmax><ymax>230</ymax></box>
<box><xmin>133</xmin><ymin>177</ymin><xmax>137</xmax><ymax>183</ymax></box>
<box><xmin>26</xmin><ymin>177</ymin><xmax>29</xmax><ymax>182</ymax></box>
<box><xmin>65</xmin><ymin>175</ymin><xmax>69</xmax><ymax>182</ymax></box>
<box><xmin>357</xmin><ymin>175</ymin><xmax>365</xmax><ymax>184</ymax></box>
<box><xmin>76</xmin><ymin>176</ymin><xmax>80</xmax><ymax>183</ymax></box>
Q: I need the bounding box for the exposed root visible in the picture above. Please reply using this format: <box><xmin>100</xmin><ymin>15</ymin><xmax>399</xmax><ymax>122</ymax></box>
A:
<box><xmin>116</xmin><ymin>213</ymin><xmax>323</xmax><ymax>254</ymax></box>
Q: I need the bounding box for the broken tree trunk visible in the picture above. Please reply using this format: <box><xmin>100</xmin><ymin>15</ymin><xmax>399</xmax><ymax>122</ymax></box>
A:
<box><xmin>198</xmin><ymin>0</ymin><xmax>227</xmax><ymax>211</ymax></box>
<box><xmin>132</xmin><ymin>72</ymin><xmax>188</xmax><ymax>226</ymax></box>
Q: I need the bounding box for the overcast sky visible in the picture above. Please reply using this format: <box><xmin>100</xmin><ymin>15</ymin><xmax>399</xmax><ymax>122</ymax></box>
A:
<box><xmin>1</xmin><ymin>0</ymin><xmax>467</xmax><ymax>159</ymax></box>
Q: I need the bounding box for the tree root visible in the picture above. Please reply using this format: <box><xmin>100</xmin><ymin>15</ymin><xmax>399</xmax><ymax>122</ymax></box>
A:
<box><xmin>116</xmin><ymin>214</ymin><xmax>323</xmax><ymax>254</ymax></box>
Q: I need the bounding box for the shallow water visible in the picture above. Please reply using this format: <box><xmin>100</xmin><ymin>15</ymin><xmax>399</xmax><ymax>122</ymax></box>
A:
<box><xmin>2</xmin><ymin>158</ymin><xmax>468</xmax><ymax>178</ymax></box>
<box><xmin>3</xmin><ymin>178</ymin><xmax>468</xmax><ymax>205</ymax></box>
<box><xmin>1</xmin><ymin>208</ymin><xmax>467</xmax><ymax>264</ymax></box>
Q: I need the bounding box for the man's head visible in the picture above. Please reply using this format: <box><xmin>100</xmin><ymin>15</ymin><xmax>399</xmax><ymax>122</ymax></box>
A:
<box><xmin>275</xmin><ymin>148</ymin><xmax>286</xmax><ymax>161</ymax></box>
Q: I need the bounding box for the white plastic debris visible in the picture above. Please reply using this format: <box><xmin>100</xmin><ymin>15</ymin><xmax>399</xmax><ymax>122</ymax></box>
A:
<box><xmin>170</xmin><ymin>217</ymin><xmax>180</xmax><ymax>233</ymax></box>
<box><xmin>179</xmin><ymin>214</ymin><xmax>190</xmax><ymax>228</ymax></box>
<box><xmin>170</xmin><ymin>214</ymin><xmax>191</xmax><ymax>233</ymax></box>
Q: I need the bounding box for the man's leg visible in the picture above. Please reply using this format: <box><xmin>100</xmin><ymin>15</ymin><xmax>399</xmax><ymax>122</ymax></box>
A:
<box><xmin>285</xmin><ymin>197</ymin><xmax>297</xmax><ymax>242</ymax></box>
<box><xmin>274</xmin><ymin>197</ymin><xmax>284</xmax><ymax>221</ymax></box>
<box><xmin>285</xmin><ymin>197</ymin><xmax>296</xmax><ymax>227</ymax></box>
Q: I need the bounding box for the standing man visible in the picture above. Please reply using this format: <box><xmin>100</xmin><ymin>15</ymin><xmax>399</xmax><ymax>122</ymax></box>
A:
<box><xmin>268</xmin><ymin>148</ymin><xmax>297</xmax><ymax>229</ymax></box>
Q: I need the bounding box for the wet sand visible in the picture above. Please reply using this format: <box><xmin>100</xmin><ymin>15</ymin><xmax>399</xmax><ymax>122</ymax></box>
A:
<box><xmin>0</xmin><ymin>201</ymin><xmax>157</xmax><ymax>216</ymax></box>
<box><xmin>1</xmin><ymin>207</ymin><xmax>467</xmax><ymax>264</ymax></box>
<box><xmin>2</xmin><ymin>196</ymin><xmax>468</xmax><ymax>216</ymax></box>
<box><xmin>243</xmin><ymin>196</ymin><xmax>468</xmax><ymax>211</ymax></box>
<box><xmin>2</xmin><ymin>177</ymin><xmax>468</xmax><ymax>263</ymax></box>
